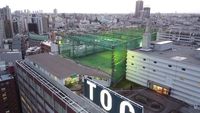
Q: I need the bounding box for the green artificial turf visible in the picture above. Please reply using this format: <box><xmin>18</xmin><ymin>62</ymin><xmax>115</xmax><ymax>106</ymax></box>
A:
<box><xmin>76</xmin><ymin>51</ymin><xmax>112</xmax><ymax>74</ymax></box>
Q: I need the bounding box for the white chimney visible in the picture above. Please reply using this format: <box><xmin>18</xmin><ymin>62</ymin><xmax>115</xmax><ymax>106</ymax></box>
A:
<box><xmin>142</xmin><ymin>20</ymin><xmax>151</xmax><ymax>50</ymax></box>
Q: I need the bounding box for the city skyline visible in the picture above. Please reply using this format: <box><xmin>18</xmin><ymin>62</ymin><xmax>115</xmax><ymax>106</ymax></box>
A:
<box><xmin>0</xmin><ymin>0</ymin><xmax>200</xmax><ymax>14</ymax></box>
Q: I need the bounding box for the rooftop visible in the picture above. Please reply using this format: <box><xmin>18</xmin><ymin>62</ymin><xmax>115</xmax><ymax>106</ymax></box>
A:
<box><xmin>0</xmin><ymin>74</ymin><xmax>13</xmax><ymax>82</ymax></box>
<box><xmin>26</xmin><ymin>53</ymin><xmax>110</xmax><ymax>79</ymax></box>
<box><xmin>131</xmin><ymin>44</ymin><xmax>200</xmax><ymax>66</ymax></box>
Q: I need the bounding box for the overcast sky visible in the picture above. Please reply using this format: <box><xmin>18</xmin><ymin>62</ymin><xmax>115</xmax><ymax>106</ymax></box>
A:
<box><xmin>0</xmin><ymin>0</ymin><xmax>200</xmax><ymax>13</ymax></box>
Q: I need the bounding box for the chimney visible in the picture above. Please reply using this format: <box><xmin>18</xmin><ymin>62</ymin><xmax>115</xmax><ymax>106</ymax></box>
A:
<box><xmin>142</xmin><ymin>20</ymin><xmax>151</xmax><ymax>49</ymax></box>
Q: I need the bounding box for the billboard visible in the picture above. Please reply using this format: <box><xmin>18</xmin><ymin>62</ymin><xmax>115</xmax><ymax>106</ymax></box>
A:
<box><xmin>84</xmin><ymin>78</ymin><xmax>144</xmax><ymax>113</ymax></box>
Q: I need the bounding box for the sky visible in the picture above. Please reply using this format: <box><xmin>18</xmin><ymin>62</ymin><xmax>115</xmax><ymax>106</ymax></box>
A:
<box><xmin>0</xmin><ymin>0</ymin><xmax>200</xmax><ymax>14</ymax></box>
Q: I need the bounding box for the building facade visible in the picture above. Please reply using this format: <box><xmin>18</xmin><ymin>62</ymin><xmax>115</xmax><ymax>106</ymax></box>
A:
<box><xmin>0</xmin><ymin>6</ymin><xmax>13</xmax><ymax>39</ymax></box>
<box><xmin>143</xmin><ymin>7</ymin><xmax>151</xmax><ymax>18</ymax></box>
<box><xmin>135</xmin><ymin>0</ymin><xmax>143</xmax><ymax>18</ymax></box>
<box><xmin>0</xmin><ymin>73</ymin><xmax>21</xmax><ymax>113</ymax></box>
<box><xmin>126</xmin><ymin>45</ymin><xmax>200</xmax><ymax>107</ymax></box>
<box><xmin>15</xmin><ymin>53</ymin><xmax>108</xmax><ymax>113</ymax></box>
<box><xmin>0</xmin><ymin>50</ymin><xmax>22</xmax><ymax>113</ymax></box>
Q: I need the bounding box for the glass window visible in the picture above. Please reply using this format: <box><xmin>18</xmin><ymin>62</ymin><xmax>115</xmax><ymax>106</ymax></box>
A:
<box><xmin>55</xmin><ymin>101</ymin><xmax>62</xmax><ymax>113</ymax></box>
<box><xmin>45</xmin><ymin>103</ymin><xmax>54</xmax><ymax>113</ymax></box>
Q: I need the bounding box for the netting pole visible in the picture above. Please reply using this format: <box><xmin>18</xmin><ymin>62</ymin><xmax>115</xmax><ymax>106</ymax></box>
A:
<box><xmin>111</xmin><ymin>45</ymin><xmax>115</xmax><ymax>85</ymax></box>
<box><xmin>72</xmin><ymin>39</ymin><xmax>75</xmax><ymax>58</ymax></box>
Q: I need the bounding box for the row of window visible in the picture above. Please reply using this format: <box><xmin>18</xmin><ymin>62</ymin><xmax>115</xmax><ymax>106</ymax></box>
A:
<box><xmin>131</xmin><ymin>63</ymin><xmax>187</xmax><ymax>73</ymax></box>
<box><xmin>17</xmin><ymin>66</ymin><xmax>67</xmax><ymax>113</ymax></box>
<box><xmin>131</xmin><ymin>56</ymin><xmax>186</xmax><ymax>71</ymax></box>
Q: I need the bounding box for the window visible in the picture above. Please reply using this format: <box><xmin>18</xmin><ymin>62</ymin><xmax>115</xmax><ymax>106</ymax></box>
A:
<box><xmin>152</xmin><ymin>85</ymin><xmax>169</xmax><ymax>95</ymax></box>
<box><xmin>55</xmin><ymin>101</ymin><xmax>62</xmax><ymax>113</ymax></box>
<box><xmin>182</xmin><ymin>68</ymin><xmax>186</xmax><ymax>71</ymax></box>
<box><xmin>3</xmin><ymin>96</ymin><xmax>7</xmax><ymax>101</ymax></box>
<box><xmin>143</xmin><ymin>58</ymin><xmax>146</xmax><ymax>61</ymax></box>
<box><xmin>1</xmin><ymin>87</ymin><xmax>6</xmax><ymax>92</ymax></box>
<box><xmin>5</xmin><ymin>110</ymin><xmax>10</xmax><ymax>113</ymax></box>
<box><xmin>153</xmin><ymin>69</ymin><xmax>156</xmax><ymax>72</ymax></box>
<box><xmin>33</xmin><ymin>62</ymin><xmax>36</xmax><ymax>66</ymax></box>
<box><xmin>131</xmin><ymin>63</ymin><xmax>134</xmax><ymax>65</ymax></box>
<box><xmin>153</xmin><ymin>61</ymin><xmax>157</xmax><ymax>64</ymax></box>
<box><xmin>2</xmin><ymin>92</ymin><xmax>7</xmax><ymax>97</ymax></box>
<box><xmin>168</xmin><ymin>65</ymin><xmax>172</xmax><ymax>67</ymax></box>
<box><xmin>142</xmin><ymin>66</ymin><xmax>146</xmax><ymax>69</ymax></box>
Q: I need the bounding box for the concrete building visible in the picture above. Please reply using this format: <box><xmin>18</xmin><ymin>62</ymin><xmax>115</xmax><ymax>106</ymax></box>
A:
<box><xmin>53</xmin><ymin>9</ymin><xmax>58</xmax><ymax>16</ymax></box>
<box><xmin>40</xmin><ymin>41</ymin><xmax>58</xmax><ymax>54</ymax></box>
<box><xmin>0</xmin><ymin>73</ymin><xmax>21</xmax><ymax>113</ymax></box>
<box><xmin>157</xmin><ymin>29</ymin><xmax>200</xmax><ymax>45</ymax></box>
<box><xmin>0</xmin><ymin>6</ymin><xmax>13</xmax><ymax>39</ymax></box>
<box><xmin>143</xmin><ymin>7</ymin><xmax>151</xmax><ymax>18</ymax></box>
<box><xmin>12</xmin><ymin>34</ymin><xmax>23</xmax><ymax>51</ymax></box>
<box><xmin>15</xmin><ymin>53</ymin><xmax>109</xmax><ymax>113</ymax></box>
<box><xmin>42</xmin><ymin>16</ymin><xmax>49</xmax><ymax>33</ymax></box>
<box><xmin>0</xmin><ymin>49</ymin><xmax>22</xmax><ymax>113</ymax></box>
<box><xmin>0</xmin><ymin>19</ymin><xmax>5</xmax><ymax>48</ymax></box>
<box><xmin>126</xmin><ymin>28</ymin><xmax>200</xmax><ymax>108</ymax></box>
<box><xmin>135</xmin><ymin>0</ymin><xmax>143</xmax><ymax>18</ymax></box>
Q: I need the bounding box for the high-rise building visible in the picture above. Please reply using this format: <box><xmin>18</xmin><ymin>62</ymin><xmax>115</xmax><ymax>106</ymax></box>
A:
<box><xmin>28</xmin><ymin>23</ymin><xmax>39</xmax><ymax>34</ymax></box>
<box><xmin>0</xmin><ymin>19</ymin><xmax>5</xmax><ymax>48</ymax></box>
<box><xmin>53</xmin><ymin>9</ymin><xmax>58</xmax><ymax>15</ymax></box>
<box><xmin>4</xmin><ymin>20</ymin><xmax>13</xmax><ymax>38</ymax></box>
<box><xmin>135</xmin><ymin>0</ymin><xmax>143</xmax><ymax>17</ymax></box>
<box><xmin>143</xmin><ymin>7</ymin><xmax>151</xmax><ymax>18</ymax></box>
<box><xmin>0</xmin><ymin>6</ymin><xmax>13</xmax><ymax>39</ymax></box>
<box><xmin>42</xmin><ymin>16</ymin><xmax>49</xmax><ymax>33</ymax></box>
<box><xmin>15</xmin><ymin>53</ymin><xmax>108</xmax><ymax>113</ymax></box>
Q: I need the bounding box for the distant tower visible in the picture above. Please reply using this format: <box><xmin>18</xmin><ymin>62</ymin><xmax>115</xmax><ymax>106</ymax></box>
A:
<box><xmin>143</xmin><ymin>7</ymin><xmax>151</xmax><ymax>18</ymax></box>
<box><xmin>156</xmin><ymin>28</ymin><xmax>163</xmax><ymax>41</ymax></box>
<box><xmin>0</xmin><ymin>19</ymin><xmax>5</xmax><ymax>48</ymax></box>
<box><xmin>142</xmin><ymin>20</ymin><xmax>151</xmax><ymax>49</ymax></box>
<box><xmin>135</xmin><ymin>0</ymin><xmax>143</xmax><ymax>17</ymax></box>
<box><xmin>0</xmin><ymin>6</ymin><xmax>14</xmax><ymax>39</ymax></box>
<box><xmin>53</xmin><ymin>9</ymin><xmax>57</xmax><ymax>15</ymax></box>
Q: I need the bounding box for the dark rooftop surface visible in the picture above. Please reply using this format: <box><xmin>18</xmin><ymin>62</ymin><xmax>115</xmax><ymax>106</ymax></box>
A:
<box><xmin>27</xmin><ymin>53</ymin><xmax>110</xmax><ymax>79</ymax></box>
<box><xmin>130</xmin><ymin>44</ymin><xmax>200</xmax><ymax>66</ymax></box>
<box><xmin>116</xmin><ymin>88</ymin><xmax>200</xmax><ymax>113</ymax></box>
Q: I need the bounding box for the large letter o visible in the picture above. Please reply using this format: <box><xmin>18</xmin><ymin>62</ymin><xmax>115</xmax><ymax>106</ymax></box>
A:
<box><xmin>100</xmin><ymin>90</ymin><xmax>112</xmax><ymax>111</ymax></box>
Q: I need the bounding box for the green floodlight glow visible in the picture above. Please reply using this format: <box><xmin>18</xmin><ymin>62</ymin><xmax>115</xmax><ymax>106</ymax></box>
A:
<box><xmin>60</xmin><ymin>28</ymin><xmax>144</xmax><ymax>83</ymax></box>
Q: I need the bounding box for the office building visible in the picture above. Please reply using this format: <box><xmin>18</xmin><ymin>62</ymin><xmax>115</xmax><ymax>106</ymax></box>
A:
<box><xmin>12</xmin><ymin>34</ymin><xmax>23</xmax><ymax>51</ymax></box>
<box><xmin>4</xmin><ymin>20</ymin><xmax>13</xmax><ymax>38</ymax></box>
<box><xmin>16</xmin><ymin>53</ymin><xmax>109</xmax><ymax>113</ymax></box>
<box><xmin>13</xmin><ymin>21</ymin><xmax>19</xmax><ymax>34</ymax></box>
<box><xmin>135</xmin><ymin>0</ymin><xmax>143</xmax><ymax>17</ymax></box>
<box><xmin>143</xmin><ymin>7</ymin><xmax>151</xmax><ymax>18</ymax></box>
<box><xmin>28</xmin><ymin>23</ymin><xmax>39</xmax><ymax>34</ymax></box>
<box><xmin>53</xmin><ymin>9</ymin><xmax>58</xmax><ymax>15</ymax></box>
<box><xmin>0</xmin><ymin>6</ymin><xmax>13</xmax><ymax>39</ymax></box>
<box><xmin>126</xmin><ymin>25</ymin><xmax>200</xmax><ymax>107</ymax></box>
<box><xmin>0</xmin><ymin>19</ymin><xmax>5</xmax><ymax>48</ymax></box>
<box><xmin>42</xmin><ymin>16</ymin><xmax>49</xmax><ymax>33</ymax></box>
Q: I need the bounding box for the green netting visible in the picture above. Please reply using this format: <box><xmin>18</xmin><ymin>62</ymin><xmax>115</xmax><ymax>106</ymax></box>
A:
<box><xmin>59</xmin><ymin>28</ymin><xmax>144</xmax><ymax>83</ymax></box>
<box><xmin>29</xmin><ymin>33</ymin><xmax>48</xmax><ymax>41</ymax></box>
